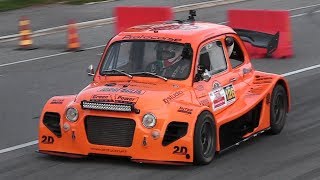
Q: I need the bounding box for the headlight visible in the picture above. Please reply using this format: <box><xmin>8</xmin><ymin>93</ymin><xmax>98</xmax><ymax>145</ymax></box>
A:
<box><xmin>142</xmin><ymin>113</ymin><xmax>157</xmax><ymax>128</ymax></box>
<box><xmin>66</xmin><ymin>107</ymin><xmax>78</xmax><ymax>122</ymax></box>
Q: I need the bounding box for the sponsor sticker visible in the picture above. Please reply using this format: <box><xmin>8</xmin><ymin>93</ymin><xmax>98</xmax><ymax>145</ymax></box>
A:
<box><xmin>177</xmin><ymin>107</ymin><xmax>193</xmax><ymax>114</ymax></box>
<box><xmin>90</xmin><ymin>147</ymin><xmax>127</xmax><ymax>153</ymax></box>
<box><xmin>163</xmin><ymin>91</ymin><xmax>184</xmax><ymax>104</ymax></box>
<box><xmin>99</xmin><ymin>87</ymin><xmax>145</xmax><ymax>95</ymax></box>
<box><xmin>50</xmin><ymin>99</ymin><xmax>64</xmax><ymax>104</ymax></box>
<box><xmin>115</xmin><ymin>95</ymin><xmax>139</xmax><ymax>103</ymax></box>
<box><xmin>90</xmin><ymin>94</ymin><xmax>114</xmax><ymax>102</ymax></box>
<box><xmin>209</xmin><ymin>84</ymin><xmax>236</xmax><ymax>111</ymax></box>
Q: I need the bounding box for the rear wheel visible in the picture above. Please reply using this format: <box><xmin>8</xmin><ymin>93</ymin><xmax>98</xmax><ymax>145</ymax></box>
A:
<box><xmin>193</xmin><ymin>111</ymin><xmax>216</xmax><ymax>165</ymax></box>
<box><xmin>269</xmin><ymin>85</ymin><xmax>288</xmax><ymax>135</ymax></box>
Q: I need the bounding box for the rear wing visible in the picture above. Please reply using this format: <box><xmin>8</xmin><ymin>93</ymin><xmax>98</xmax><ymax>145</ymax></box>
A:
<box><xmin>234</xmin><ymin>29</ymin><xmax>279</xmax><ymax>57</ymax></box>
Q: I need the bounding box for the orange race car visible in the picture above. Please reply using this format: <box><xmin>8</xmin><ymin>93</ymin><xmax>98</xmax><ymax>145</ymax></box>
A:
<box><xmin>38</xmin><ymin>10</ymin><xmax>290</xmax><ymax>165</ymax></box>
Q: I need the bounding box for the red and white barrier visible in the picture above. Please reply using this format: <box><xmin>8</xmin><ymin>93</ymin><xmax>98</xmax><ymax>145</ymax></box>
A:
<box><xmin>228</xmin><ymin>9</ymin><xmax>293</xmax><ymax>59</ymax></box>
<box><xmin>114</xmin><ymin>6</ymin><xmax>174</xmax><ymax>34</ymax></box>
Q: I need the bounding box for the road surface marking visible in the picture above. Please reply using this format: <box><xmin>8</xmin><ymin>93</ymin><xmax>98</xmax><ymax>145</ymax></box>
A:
<box><xmin>282</xmin><ymin>64</ymin><xmax>320</xmax><ymax>77</ymax></box>
<box><xmin>0</xmin><ymin>140</ymin><xmax>38</xmax><ymax>154</ymax></box>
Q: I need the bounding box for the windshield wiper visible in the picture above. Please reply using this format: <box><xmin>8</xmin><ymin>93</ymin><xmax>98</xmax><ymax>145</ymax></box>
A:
<box><xmin>101</xmin><ymin>69</ymin><xmax>132</xmax><ymax>78</ymax></box>
<box><xmin>130</xmin><ymin>72</ymin><xmax>168</xmax><ymax>81</ymax></box>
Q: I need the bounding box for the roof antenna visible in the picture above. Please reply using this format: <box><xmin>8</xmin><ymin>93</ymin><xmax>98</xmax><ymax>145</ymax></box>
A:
<box><xmin>188</xmin><ymin>10</ymin><xmax>196</xmax><ymax>21</ymax></box>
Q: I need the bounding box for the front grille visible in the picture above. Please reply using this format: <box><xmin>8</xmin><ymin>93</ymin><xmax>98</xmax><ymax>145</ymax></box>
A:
<box><xmin>85</xmin><ymin>116</ymin><xmax>136</xmax><ymax>147</ymax></box>
<box><xmin>43</xmin><ymin>112</ymin><xmax>61</xmax><ymax>138</ymax></box>
<box><xmin>82</xmin><ymin>101</ymin><xmax>133</xmax><ymax>112</ymax></box>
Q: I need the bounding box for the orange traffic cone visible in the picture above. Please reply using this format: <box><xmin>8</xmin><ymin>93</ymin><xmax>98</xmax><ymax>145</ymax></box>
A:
<box><xmin>18</xmin><ymin>16</ymin><xmax>36</xmax><ymax>50</ymax></box>
<box><xmin>67</xmin><ymin>20</ymin><xmax>81</xmax><ymax>51</ymax></box>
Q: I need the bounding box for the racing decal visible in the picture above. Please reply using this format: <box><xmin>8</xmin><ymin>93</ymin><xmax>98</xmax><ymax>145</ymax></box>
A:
<box><xmin>177</xmin><ymin>107</ymin><xmax>193</xmax><ymax>114</ymax></box>
<box><xmin>122</xmin><ymin>35</ymin><xmax>181</xmax><ymax>42</ymax></box>
<box><xmin>213</xmin><ymin>81</ymin><xmax>221</xmax><ymax>90</ymax></box>
<box><xmin>99</xmin><ymin>87</ymin><xmax>145</xmax><ymax>95</ymax></box>
<box><xmin>90</xmin><ymin>94</ymin><xmax>114</xmax><ymax>102</ymax></box>
<box><xmin>163</xmin><ymin>91</ymin><xmax>184</xmax><ymax>104</ymax></box>
<box><xmin>50</xmin><ymin>99</ymin><xmax>64</xmax><ymax>104</ymax></box>
<box><xmin>115</xmin><ymin>95</ymin><xmax>139</xmax><ymax>104</ymax></box>
<box><xmin>90</xmin><ymin>94</ymin><xmax>139</xmax><ymax>104</ymax></box>
<box><xmin>172</xmin><ymin>84</ymin><xmax>179</xmax><ymax>88</ymax></box>
<box><xmin>195</xmin><ymin>85</ymin><xmax>204</xmax><ymax>91</ymax></box>
<box><xmin>224</xmin><ymin>84</ymin><xmax>236</xmax><ymax>102</ymax></box>
<box><xmin>173</xmin><ymin>146</ymin><xmax>190</xmax><ymax>159</ymax></box>
<box><xmin>253</xmin><ymin>75</ymin><xmax>273</xmax><ymax>84</ymax></box>
<box><xmin>90</xmin><ymin>147</ymin><xmax>127</xmax><ymax>154</ymax></box>
<box><xmin>209</xmin><ymin>88</ymin><xmax>226</xmax><ymax>110</ymax></box>
<box><xmin>41</xmin><ymin>135</ymin><xmax>54</xmax><ymax>144</ymax></box>
<box><xmin>120</xmin><ymin>88</ymin><xmax>146</xmax><ymax>95</ymax></box>
<box><xmin>98</xmin><ymin>87</ymin><xmax>120</xmax><ymax>92</ymax></box>
<box><xmin>199</xmin><ymin>99</ymin><xmax>210</xmax><ymax>107</ymax></box>
<box><xmin>209</xmin><ymin>84</ymin><xmax>236</xmax><ymax>111</ymax></box>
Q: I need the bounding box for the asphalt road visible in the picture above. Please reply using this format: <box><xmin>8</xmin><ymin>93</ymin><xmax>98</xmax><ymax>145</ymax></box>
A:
<box><xmin>0</xmin><ymin>0</ymin><xmax>320</xmax><ymax>179</ymax></box>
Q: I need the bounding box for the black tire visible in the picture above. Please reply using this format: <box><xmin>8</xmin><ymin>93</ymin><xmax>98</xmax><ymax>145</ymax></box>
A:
<box><xmin>269</xmin><ymin>85</ymin><xmax>288</xmax><ymax>135</ymax></box>
<box><xmin>193</xmin><ymin>111</ymin><xmax>216</xmax><ymax>165</ymax></box>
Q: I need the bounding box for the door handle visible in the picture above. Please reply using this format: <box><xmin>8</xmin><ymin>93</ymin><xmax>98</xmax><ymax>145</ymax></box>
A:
<box><xmin>230</xmin><ymin>77</ymin><xmax>237</xmax><ymax>83</ymax></box>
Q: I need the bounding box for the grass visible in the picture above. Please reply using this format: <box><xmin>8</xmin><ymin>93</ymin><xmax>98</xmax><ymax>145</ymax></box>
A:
<box><xmin>0</xmin><ymin>0</ymin><xmax>116</xmax><ymax>12</ymax></box>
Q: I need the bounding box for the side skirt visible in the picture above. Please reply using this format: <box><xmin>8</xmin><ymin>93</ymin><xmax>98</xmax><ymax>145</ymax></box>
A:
<box><xmin>218</xmin><ymin>127</ymin><xmax>271</xmax><ymax>153</ymax></box>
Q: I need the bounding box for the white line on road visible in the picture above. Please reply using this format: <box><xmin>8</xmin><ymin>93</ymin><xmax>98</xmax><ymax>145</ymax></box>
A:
<box><xmin>85</xmin><ymin>0</ymin><xmax>117</xmax><ymax>5</ymax></box>
<box><xmin>0</xmin><ymin>140</ymin><xmax>38</xmax><ymax>154</ymax></box>
<box><xmin>0</xmin><ymin>52</ymin><xmax>69</xmax><ymax>67</ymax></box>
<box><xmin>282</xmin><ymin>64</ymin><xmax>320</xmax><ymax>77</ymax></box>
<box><xmin>0</xmin><ymin>45</ymin><xmax>106</xmax><ymax>68</ymax></box>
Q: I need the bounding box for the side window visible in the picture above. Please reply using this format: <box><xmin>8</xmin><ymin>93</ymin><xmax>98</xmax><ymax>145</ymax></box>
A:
<box><xmin>198</xmin><ymin>41</ymin><xmax>227</xmax><ymax>75</ymax></box>
<box><xmin>225</xmin><ymin>36</ymin><xmax>244</xmax><ymax>68</ymax></box>
<box><xmin>117</xmin><ymin>42</ymin><xmax>131</xmax><ymax>67</ymax></box>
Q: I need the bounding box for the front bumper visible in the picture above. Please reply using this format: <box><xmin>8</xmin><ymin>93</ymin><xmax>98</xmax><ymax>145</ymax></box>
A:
<box><xmin>38</xmin><ymin>109</ymin><xmax>194</xmax><ymax>164</ymax></box>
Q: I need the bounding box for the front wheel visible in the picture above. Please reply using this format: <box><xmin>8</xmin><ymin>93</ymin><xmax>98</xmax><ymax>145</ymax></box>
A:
<box><xmin>193</xmin><ymin>111</ymin><xmax>216</xmax><ymax>165</ymax></box>
<box><xmin>269</xmin><ymin>84</ymin><xmax>288</xmax><ymax>135</ymax></box>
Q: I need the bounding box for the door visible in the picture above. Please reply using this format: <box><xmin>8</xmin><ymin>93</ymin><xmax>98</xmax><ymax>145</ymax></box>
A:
<box><xmin>193</xmin><ymin>38</ymin><xmax>241</xmax><ymax>114</ymax></box>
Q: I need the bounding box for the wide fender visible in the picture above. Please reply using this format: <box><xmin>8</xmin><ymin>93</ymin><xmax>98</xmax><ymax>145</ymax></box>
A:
<box><xmin>277</xmin><ymin>76</ymin><xmax>291</xmax><ymax>112</ymax></box>
<box><xmin>253</xmin><ymin>71</ymin><xmax>291</xmax><ymax>112</ymax></box>
<box><xmin>40</xmin><ymin>95</ymin><xmax>77</xmax><ymax>121</ymax></box>
<box><xmin>167</xmin><ymin>101</ymin><xmax>213</xmax><ymax>139</ymax></box>
<box><xmin>164</xmin><ymin>101</ymin><xmax>212</xmax><ymax>161</ymax></box>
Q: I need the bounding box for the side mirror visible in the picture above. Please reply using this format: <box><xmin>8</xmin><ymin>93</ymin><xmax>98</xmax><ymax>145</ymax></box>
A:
<box><xmin>195</xmin><ymin>65</ymin><xmax>211</xmax><ymax>82</ymax></box>
<box><xmin>87</xmin><ymin>65</ymin><xmax>95</xmax><ymax>76</ymax></box>
<box><xmin>202</xmin><ymin>69</ymin><xmax>211</xmax><ymax>82</ymax></box>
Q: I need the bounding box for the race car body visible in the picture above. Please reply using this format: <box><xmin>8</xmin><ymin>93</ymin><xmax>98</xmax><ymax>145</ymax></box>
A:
<box><xmin>38</xmin><ymin>11</ymin><xmax>290</xmax><ymax>165</ymax></box>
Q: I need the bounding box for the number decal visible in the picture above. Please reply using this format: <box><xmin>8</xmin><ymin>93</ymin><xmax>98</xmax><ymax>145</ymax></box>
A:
<box><xmin>225</xmin><ymin>85</ymin><xmax>236</xmax><ymax>101</ymax></box>
<box><xmin>173</xmin><ymin>146</ymin><xmax>180</xmax><ymax>154</ymax></box>
<box><xmin>41</xmin><ymin>135</ymin><xmax>54</xmax><ymax>144</ymax></box>
<box><xmin>173</xmin><ymin>146</ymin><xmax>188</xmax><ymax>155</ymax></box>
<box><xmin>173</xmin><ymin>146</ymin><xmax>190</xmax><ymax>159</ymax></box>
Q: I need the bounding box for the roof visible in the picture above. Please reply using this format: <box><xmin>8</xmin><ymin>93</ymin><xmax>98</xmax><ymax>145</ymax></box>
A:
<box><xmin>113</xmin><ymin>21</ymin><xmax>236</xmax><ymax>44</ymax></box>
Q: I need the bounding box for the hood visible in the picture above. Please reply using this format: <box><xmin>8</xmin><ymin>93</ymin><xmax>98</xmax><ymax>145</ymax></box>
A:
<box><xmin>75</xmin><ymin>81</ymin><xmax>188</xmax><ymax>107</ymax></box>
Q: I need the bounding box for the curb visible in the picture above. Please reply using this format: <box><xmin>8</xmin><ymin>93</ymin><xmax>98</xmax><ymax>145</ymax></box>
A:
<box><xmin>0</xmin><ymin>0</ymin><xmax>251</xmax><ymax>42</ymax></box>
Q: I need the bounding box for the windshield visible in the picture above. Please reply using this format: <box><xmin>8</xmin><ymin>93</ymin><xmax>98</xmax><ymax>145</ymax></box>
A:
<box><xmin>100</xmin><ymin>41</ymin><xmax>192</xmax><ymax>80</ymax></box>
